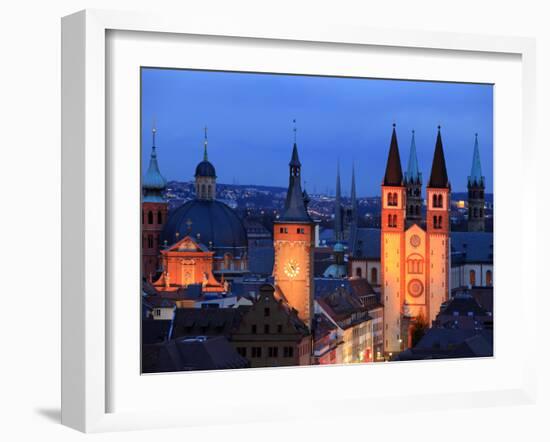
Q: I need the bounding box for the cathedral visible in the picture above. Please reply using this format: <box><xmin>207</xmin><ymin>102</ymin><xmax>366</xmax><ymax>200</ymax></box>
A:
<box><xmin>380</xmin><ymin>125</ymin><xmax>451</xmax><ymax>355</ymax></box>
<box><xmin>141</xmin><ymin>127</ymin><xmax>248</xmax><ymax>294</ymax></box>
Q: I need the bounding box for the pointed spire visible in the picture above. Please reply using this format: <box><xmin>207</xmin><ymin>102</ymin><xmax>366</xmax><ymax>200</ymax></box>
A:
<box><xmin>334</xmin><ymin>160</ymin><xmax>342</xmax><ymax>241</ymax></box>
<box><xmin>203</xmin><ymin>126</ymin><xmax>208</xmax><ymax>161</ymax></box>
<box><xmin>350</xmin><ymin>162</ymin><xmax>358</xmax><ymax>224</ymax></box>
<box><xmin>405</xmin><ymin>130</ymin><xmax>422</xmax><ymax>184</ymax></box>
<box><xmin>468</xmin><ymin>133</ymin><xmax>484</xmax><ymax>186</ymax></box>
<box><xmin>279</xmin><ymin>125</ymin><xmax>311</xmax><ymax>223</ymax></box>
<box><xmin>143</xmin><ymin>122</ymin><xmax>167</xmax><ymax>200</ymax></box>
<box><xmin>383</xmin><ymin>124</ymin><xmax>403</xmax><ymax>186</ymax></box>
<box><xmin>428</xmin><ymin>126</ymin><xmax>450</xmax><ymax>188</ymax></box>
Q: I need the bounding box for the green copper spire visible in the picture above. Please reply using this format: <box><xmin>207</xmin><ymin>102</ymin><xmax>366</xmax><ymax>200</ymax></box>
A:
<box><xmin>405</xmin><ymin>130</ymin><xmax>422</xmax><ymax>184</ymax></box>
<box><xmin>468</xmin><ymin>133</ymin><xmax>484</xmax><ymax>186</ymax></box>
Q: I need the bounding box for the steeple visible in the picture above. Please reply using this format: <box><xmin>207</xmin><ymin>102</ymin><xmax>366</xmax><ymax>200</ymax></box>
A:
<box><xmin>203</xmin><ymin>126</ymin><xmax>209</xmax><ymax>161</ymax></box>
<box><xmin>194</xmin><ymin>126</ymin><xmax>217</xmax><ymax>200</ymax></box>
<box><xmin>383</xmin><ymin>124</ymin><xmax>403</xmax><ymax>186</ymax></box>
<box><xmin>428</xmin><ymin>126</ymin><xmax>450</xmax><ymax>189</ymax></box>
<box><xmin>142</xmin><ymin>123</ymin><xmax>167</xmax><ymax>202</ymax></box>
<box><xmin>279</xmin><ymin>124</ymin><xmax>311</xmax><ymax>223</ymax></box>
<box><xmin>405</xmin><ymin>130</ymin><xmax>422</xmax><ymax>184</ymax></box>
<box><xmin>468</xmin><ymin>133</ymin><xmax>484</xmax><ymax>186</ymax></box>
<box><xmin>334</xmin><ymin>160</ymin><xmax>343</xmax><ymax>241</ymax></box>
<box><xmin>350</xmin><ymin>162</ymin><xmax>358</xmax><ymax>225</ymax></box>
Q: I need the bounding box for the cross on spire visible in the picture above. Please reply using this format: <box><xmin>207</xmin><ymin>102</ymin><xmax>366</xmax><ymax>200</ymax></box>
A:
<box><xmin>293</xmin><ymin>119</ymin><xmax>297</xmax><ymax>143</ymax></box>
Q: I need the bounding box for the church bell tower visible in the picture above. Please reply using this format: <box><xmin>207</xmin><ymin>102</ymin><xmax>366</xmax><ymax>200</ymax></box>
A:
<box><xmin>142</xmin><ymin>124</ymin><xmax>168</xmax><ymax>280</ymax></box>
<box><xmin>273</xmin><ymin>124</ymin><xmax>315</xmax><ymax>329</ymax></box>
<box><xmin>467</xmin><ymin>133</ymin><xmax>485</xmax><ymax>232</ymax></box>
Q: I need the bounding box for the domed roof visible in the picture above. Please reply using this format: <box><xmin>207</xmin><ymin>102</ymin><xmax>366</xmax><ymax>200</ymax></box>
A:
<box><xmin>195</xmin><ymin>160</ymin><xmax>216</xmax><ymax>178</ymax></box>
<box><xmin>161</xmin><ymin>199</ymin><xmax>247</xmax><ymax>256</ymax></box>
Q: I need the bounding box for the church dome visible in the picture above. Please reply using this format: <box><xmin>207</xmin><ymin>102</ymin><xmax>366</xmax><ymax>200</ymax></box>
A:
<box><xmin>161</xmin><ymin>199</ymin><xmax>247</xmax><ymax>257</ymax></box>
<box><xmin>195</xmin><ymin>160</ymin><xmax>216</xmax><ymax>178</ymax></box>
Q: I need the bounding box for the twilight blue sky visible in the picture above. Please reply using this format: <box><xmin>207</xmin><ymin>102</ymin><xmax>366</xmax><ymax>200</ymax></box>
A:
<box><xmin>141</xmin><ymin>68</ymin><xmax>493</xmax><ymax>196</ymax></box>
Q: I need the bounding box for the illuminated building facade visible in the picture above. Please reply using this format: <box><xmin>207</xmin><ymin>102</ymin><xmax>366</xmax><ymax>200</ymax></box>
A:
<box><xmin>273</xmin><ymin>140</ymin><xmax>315</xmax><ymax>329</ymax></box>
<box><xmin>381</xmin><ymin>125</ymin><xmax>451</xmax><ymax>356</ymax></box>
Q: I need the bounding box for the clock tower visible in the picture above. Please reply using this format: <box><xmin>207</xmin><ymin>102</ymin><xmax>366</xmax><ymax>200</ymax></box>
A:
<box><xmin>273</xmin><ymin>136</ymin><xmax>314</xmax><ymax>329</ymax></box>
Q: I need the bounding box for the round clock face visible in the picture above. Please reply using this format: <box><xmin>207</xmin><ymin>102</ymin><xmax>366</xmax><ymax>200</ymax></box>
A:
<box><xmin>410</xmin><ymin>234</ymin><xmax>421</xmax><ymax>248</ymax></box>
<box><xmin>284</xmin><ymin>259</ymin><xmax>300</xmax><ymax>278</ymax></box>
<box><xmin>408</xmin><ymin>279</ymin><xmax>424</xmax><ymax>297</ymax></box>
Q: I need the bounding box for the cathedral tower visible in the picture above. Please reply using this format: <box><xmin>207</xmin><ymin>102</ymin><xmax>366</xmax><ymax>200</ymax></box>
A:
<box><xmin>273</xmin><ymin>131</ymin><xmax>315</xmax><ymax>329</ymax></box>
<box><xmin>381</xmin><ymin>124</ymin><xmax>407</xmax><ymax>355</ymax></box>
<box><xmin>426</xmin><ymin>127</ymin><xmax>451</xmax><ymax>324</ymax></box>
<box><xmin>404</xmin><ymin>130</ymin><xmax>423</xmax><ymax>228</ymax></box>
<box><xmin>467</xmin><ymin>133</ymin><xmax>485</xmax><ymax>232</ymax></box>
<box><xmin>142</xmin><ymin>124</ymin><xmax>168</xmax><ymax>280</ymax></box>
<box><xmin>195</xmin><ymin>127</ymin><xmax>217</xmax><ymax>201</ymax></box>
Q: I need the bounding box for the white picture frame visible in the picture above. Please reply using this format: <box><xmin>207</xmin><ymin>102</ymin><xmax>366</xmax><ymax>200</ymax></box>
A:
<box><xmin>61</xmin><ymin>9</ymin><xmax>537</xmax><ymax>433</ymax></box>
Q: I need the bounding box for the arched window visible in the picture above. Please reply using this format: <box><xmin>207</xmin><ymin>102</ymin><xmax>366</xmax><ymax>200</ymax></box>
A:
<box><xmin>393</xmin><ymin>215</ymin><xmax>397</xmax><ymax>228</ymax></box>
<box><xmin>407</xmin><ymin>254</ymin><xmax>424</xmax><ymax>274</ymax></box>
<box><xmin>371</xmin><ymin>267</ymin><xmax>378</xmax><ymax>284</ymax></box>
<box><xmin>147</xmin><ymin>211</ymin><xmax>153</xmax><ymax>224</ymax></box>
<box><xmin>157</xmin><ymin>211</ymin><xmax>163</xmax><ymax>224</ymax></box>
<box><xmin>433</xmin><ymin>215</ymin><xmax>437</xmax><ymax>229</ymax></box>
<box><xmin>437</xmin><ymin>194</ymin><xmax>443</xmax><ymax>207</ymax></box>
<box><xmin>388</xmin><ymin>214</ymin><xmax>393</xmax><ymax>228</ymax></box>
<box><xmin>486</xmin><ymin>270</ymin><xmax>493</xmax><ymax>286</ymax></box>
<box><xmin>438</xmin><ymin>216</ymin><xmax>442</xmax><ymax>229</ymax></box>
<box><xmin>469</xmin><ymin>269</ymin><xmax>476</xmax><ymax>286</ymax></box>
<box><xmin>356</xmin><ymin>267</ymin><xmax>362</xmax><ymax>278</ymax></box>
<box><xmin>432</xmin><ymin>194</ymin><xmax>437</xmax><ymax>208</ymax></box>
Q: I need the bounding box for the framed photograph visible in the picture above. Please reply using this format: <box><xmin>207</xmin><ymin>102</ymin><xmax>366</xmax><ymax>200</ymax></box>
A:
<box><xmin>61</xmin><ymin>9</ymin><xmax>537</xmax><ymax>432</ymax></box>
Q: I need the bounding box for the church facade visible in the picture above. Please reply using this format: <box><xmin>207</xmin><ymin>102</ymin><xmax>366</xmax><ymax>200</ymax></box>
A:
<box><xmin>380</xmin><ymin>125</ymin><xmax>451</xmax><ymax>355</ymax></box>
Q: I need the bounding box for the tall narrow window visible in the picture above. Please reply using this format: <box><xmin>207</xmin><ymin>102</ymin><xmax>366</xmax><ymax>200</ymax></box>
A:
<box><xmin>438</xmin><ymin>194</ymin><xmax>443</xmax><ymax>207</ymax></box>
<box><xmin>469</xmin><ymin>269</ymin><xmax>476</xmax><ymax>286</ymax></box>
<box><xmin>371</xmin><ymin>267</ymin><xmax>378</xmax><ymax>284</ymax></box>
<box><xmin>148</xmin><ymin>211</ymin><xmax>153</xmax><ymax>224</ymax></box>
<box><xmin>432</xmin><ymin>194</ymin><xmax>437</xmax><ymax>208</ymax></box>
<box><xmin>356</xmin><ymin>267</ymin><xmax>362</xmax><ymax>278</ymax></box>
<box><xmin>486</xmin><ymin>270</ymin><xmax>493</xmax><ymax>286</ymax></box>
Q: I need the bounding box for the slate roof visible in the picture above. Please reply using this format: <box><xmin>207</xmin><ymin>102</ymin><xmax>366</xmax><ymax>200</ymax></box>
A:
<box><xmin>450</xmin><ymin>231</ymin><xmax>493</xmax><ymax>264</ymax></box>
<box><xmin>142</xmin><ymin>319</ymin><xmax>173</xmax><ymax>344</ymax></box>
<box><xmin>247</xmin><ymin>246</ymin><xmax>274</xmax><ymax>275</ymax></box>
<box><xmin>428</xmin><ymin>128</ymin><xmax>450</xmax><ymax>188</ymax></box>
<box><xmin>278</xmin><ymin>143</ymin><xmax>312</xmax><ymax>223</ymax></box>
<box><xmin>142</xmin><ymin>336</ymin><xmax>249</xmax><ymax>373</ymax></box>
<box><xmin>383</xmin><ymin>126</ymin><xmax>403</xmax><ymax>186</ymax></box>
<box><xmin>439</xmin><ymin>294</ymin><xmax>489</xmax><ymax>318</ymax></box>
<box><xmin>172</xmin><ymin>308</ymin><xmax>246</xmax><ymax>339</ymax></box>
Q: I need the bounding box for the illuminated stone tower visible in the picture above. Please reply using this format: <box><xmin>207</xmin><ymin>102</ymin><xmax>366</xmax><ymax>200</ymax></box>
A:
<box><xmin>404</xmin><ymin>130</ymin><xmax>423</xmax><ymax>228</ymax></box>
<box><xmin>273</xmin><ymin>126</ymin><xmax>315</xmax><ymax>329</ymax></box>
<box><xmin>380</xmin><ymin>124</ymin><xmax>407</xmax><ymax>355</ymax></box>
<box><xmin>425</xmin><ymin>127</ymin><xmax>451</xmax><ymax>324</ymax></box>
<box><xmin>467</xmin><ymin>133</ymin><xmax>485</xmax><ymax>232</ymax></box>
<box><xmin>142</xmin><ymin>124</ymin><xmax>168</xmax><ymax>280</ymax></box>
